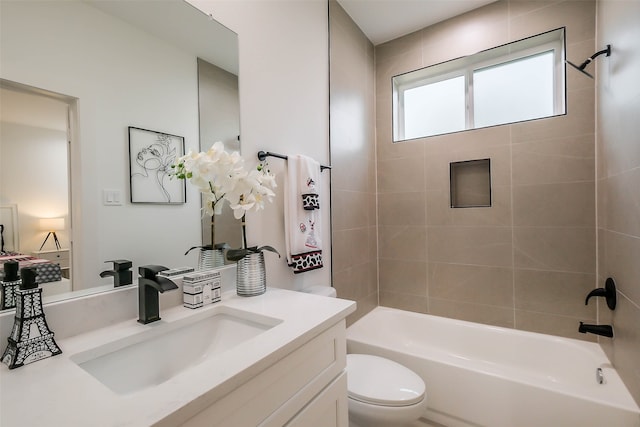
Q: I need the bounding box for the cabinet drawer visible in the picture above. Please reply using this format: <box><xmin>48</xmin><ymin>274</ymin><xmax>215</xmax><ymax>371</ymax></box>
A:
<box><xmin>32</xmin><ymin>250</ymin><xmax>70</xmax><ymax>268</ymax></box>
<box><xmin>33</xmin><ymin>250</ymin><xmax>69</xmax><ymax>262</ymax></box>
<box><xmin>51</xmin><ymin>259</ymin><xmax>70</xmax><ymax>269</ymax></box>
<box><xmin>285</xmin><ymin>372</ymin><xmax>348</xmax><ymax>427</ymax></box>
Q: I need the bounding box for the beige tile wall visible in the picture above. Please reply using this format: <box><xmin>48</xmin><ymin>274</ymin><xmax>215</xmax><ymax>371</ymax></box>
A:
<box><xmin>330</xmin><ymin>0</ymin><xmax>639</xmax><ymax>406</ymax></box>
<box><xmin>375</xmin><ymin>0</ymin><xmax>598</xmax><ymax>340</ymax></box>
<box><xmin>596</xmin><ymin>0</ymin><xmax>640</xmax><ymax>406</ymax></box>
<box><xmin>329</xmin><ymin>0</ymin><xmax>377</xmax><ymax>324</ymax></box>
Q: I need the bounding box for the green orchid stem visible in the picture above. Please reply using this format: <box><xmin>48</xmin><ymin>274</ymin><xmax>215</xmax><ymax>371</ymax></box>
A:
<box><xmin>208</xmin><ymin>192</ymin><xmax>225</xmax><ymax>247</ymax></box>
<box><xmin>242</xmin><ymin>214</ymin><xmax>248</xmax><ymax>250</ymax></box>
<box><xmin>209</xmin><ymin>213</ymin><xmax>218</xmax><ymax>247</ymax></box>
<box><xmin>226</xmin><ymin>214</ymin><xmax>278</xmax><ymax>262</ymax></box>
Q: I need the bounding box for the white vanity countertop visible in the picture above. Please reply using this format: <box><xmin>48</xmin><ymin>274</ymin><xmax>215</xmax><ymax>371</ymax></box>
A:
<box><xmin>0</xmin><ymin>288</ymin><xmax>355</xmax><ymax>427</ymax></box>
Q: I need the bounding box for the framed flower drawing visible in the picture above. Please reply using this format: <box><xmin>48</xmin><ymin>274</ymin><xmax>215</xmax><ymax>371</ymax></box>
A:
<box><xmin>128</xmin><ymin>126</ymin><xmax>186</xmax><ymax>204</ymax></box>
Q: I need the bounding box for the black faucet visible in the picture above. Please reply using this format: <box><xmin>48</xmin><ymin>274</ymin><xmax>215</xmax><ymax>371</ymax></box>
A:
<box><xmin>137</xmin><ymin>265</ymin><xmax>178</xmax><ymax>324</ymax></box>
<box><xmin>99</xmin><ymin>259</ymin><xmax>133</xmax><ymax>287</ymax></box>
<box><xmin>578</xmin><ymin>322</ymin><xmax>614</xmax><ymax>338</ymax></box>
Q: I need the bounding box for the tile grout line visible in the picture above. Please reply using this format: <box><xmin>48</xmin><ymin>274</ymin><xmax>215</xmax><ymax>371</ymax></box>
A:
<box><xmin>505</xmin><ymin>0</ymin><xmax>516</xmax><ymax>329</ymax></box>
<box><xmin>510</xmin><ymin>123</ymin><xmax>517</xmax><ymax>329</ymax></box>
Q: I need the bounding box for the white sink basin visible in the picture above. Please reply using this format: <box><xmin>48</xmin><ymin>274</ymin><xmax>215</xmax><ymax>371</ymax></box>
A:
<box><xmin>71</xmin><ymin>306</ymin><xmax>281</xmax><ymax>395</ymax></box>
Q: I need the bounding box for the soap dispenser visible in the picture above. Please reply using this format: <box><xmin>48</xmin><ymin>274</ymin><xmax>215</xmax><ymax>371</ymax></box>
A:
<box><xmin>1</xmin><ymin>267</ymin><xmax>62</xmax><ymax>369</ymax></box>
<box><xmin>0</xmin><ymin>260</ymin><xmax>20</xmax><ymax>310</ymax></box>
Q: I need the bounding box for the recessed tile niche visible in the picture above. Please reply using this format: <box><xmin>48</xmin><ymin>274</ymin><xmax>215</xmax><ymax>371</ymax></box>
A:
<box><xmin>450</xmin><ymin>158</ymin><xmax>492</xmax><ymax>208</ymax></box>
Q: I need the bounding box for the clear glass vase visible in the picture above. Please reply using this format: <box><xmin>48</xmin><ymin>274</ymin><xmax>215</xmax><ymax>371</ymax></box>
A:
<box><xmin>236</xmin><ymin>252</ymin><xmax>266</xmax><ymax>296</ymax></box>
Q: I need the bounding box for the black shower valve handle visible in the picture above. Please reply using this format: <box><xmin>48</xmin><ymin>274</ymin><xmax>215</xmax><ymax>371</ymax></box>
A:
<box><xmin>584</xmin><ymin>277</ymin><xmax>617</xmax><ymax>310</ymax></box>
<box><xmin>584</xmin><ymin>288</ymin><xmax>607</xmax><ymax>304</ymax></box>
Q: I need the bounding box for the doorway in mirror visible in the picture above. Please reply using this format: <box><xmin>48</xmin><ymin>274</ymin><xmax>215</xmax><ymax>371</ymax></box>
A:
<box><xmin>0</xmin><ymin>80</ymin><xmax>74</xmax><ymax>298</ymax></box>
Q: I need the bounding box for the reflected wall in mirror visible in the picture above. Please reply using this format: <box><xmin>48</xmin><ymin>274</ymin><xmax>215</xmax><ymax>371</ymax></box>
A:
<box><xmin>197</xmin><ymin>58</ymin><xmax>242</xmax><ymax>254</ymax></box>
<box><xmin>0</xmin><ymin>0</ymin><xmax>239</xmax><ymax>310</ymax></box>
<box><xmin>0</xmin><ymin>82</ymin><xmax>74</xmax><ymax>297</ymax></box>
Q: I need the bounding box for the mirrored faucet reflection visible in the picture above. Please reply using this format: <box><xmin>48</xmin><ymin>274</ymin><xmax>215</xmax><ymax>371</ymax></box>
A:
<box><xmin>99</xmin><ymin>259</ymin><xmax>133</xmax><ymax>287</ymax></box>
<box><xmin>137</xmin><ymin>265</ymin><xmax>177</xmax><ymax>324</ymax></box>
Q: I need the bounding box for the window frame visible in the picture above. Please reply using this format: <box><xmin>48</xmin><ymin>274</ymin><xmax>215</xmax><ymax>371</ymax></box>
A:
<box><xmin>393</xmin><ymin>27</ymin><xmax>566</xmax><ymax>142</ymax></box>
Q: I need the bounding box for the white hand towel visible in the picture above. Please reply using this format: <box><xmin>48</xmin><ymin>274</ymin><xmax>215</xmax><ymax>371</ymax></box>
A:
<box><xmin>284</xmin><ymin>155</ymin><xmax>323</xmax><ymax>273</ymax></box>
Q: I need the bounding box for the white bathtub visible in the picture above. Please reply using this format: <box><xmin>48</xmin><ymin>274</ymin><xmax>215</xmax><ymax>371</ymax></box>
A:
<box><xmin>347</xmin><ymin>307</ymin><xmax>640</xmax><ymax>427</ymax></box>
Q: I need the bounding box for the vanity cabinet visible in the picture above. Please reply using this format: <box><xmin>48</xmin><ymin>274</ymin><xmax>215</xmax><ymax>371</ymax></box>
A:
<box><xmin>284</xmin><ymin>373</ymin><xmax>348</xmax><ymax>427</ymax></box>
<box><xmin>181</xmin><ymin>320</ymin><xmax>348</xmax><ymax>427</ymax></box>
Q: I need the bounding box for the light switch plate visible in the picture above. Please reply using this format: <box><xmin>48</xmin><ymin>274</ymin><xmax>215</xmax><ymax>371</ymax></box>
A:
<box><xmin>103</xmin><ymin>189</ymin><xmax>123</xmax><ymax>206</ymax></box>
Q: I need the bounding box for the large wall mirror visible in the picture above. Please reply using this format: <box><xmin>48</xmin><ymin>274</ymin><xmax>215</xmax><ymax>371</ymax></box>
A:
<box><xmin>0</xmin><ymin>0</ymin><xmax>239</xmax><ymax>310</ymax></box>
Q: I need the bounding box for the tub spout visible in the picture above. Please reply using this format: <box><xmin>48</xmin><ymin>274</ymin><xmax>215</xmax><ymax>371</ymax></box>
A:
<box><xmin>578</xmin><ymin>322</ymin><xmax>613</xmax><ymax>338</ymax></box>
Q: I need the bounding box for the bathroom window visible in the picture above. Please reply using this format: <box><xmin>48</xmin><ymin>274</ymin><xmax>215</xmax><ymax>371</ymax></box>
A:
<box><xmin>403</xmin><ymin>75</ymin><xmax>466</xmax><ymax>139</ymax></box>
<box><xmin>393</xmin><ymin>27</ymin><xmax>565</xmax><ymax>141</ymax></box>
<box><xmin>473</xmin><ymin>51</ymin><xmax>555</xmax><ymax>128</ymax></box>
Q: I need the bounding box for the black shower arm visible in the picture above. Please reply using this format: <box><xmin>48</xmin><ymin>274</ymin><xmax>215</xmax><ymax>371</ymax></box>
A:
<box><xmin>576</xmin><ymin>45</ymin><xmax>611</xmax><ymax>70</ymax></box>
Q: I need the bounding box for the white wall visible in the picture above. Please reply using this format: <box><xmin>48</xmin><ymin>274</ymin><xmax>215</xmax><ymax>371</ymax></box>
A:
<box><xmin>1</xmin><ymin>1</ymin><xmax>202</xmax><ymax>289</ymax></box>
<box><xmin>596</xmin><ymin>0</ymin><xmax>640</xmax><ymax>405</ymax></box>
<box><xmin>189</xmin><ymin>0</ymin><xmax>332</xmax><ymax>290</ymax></box>
<box><xmin>0</xmin><ymin>122</ymin><xmax>69</xmax><ymax>253</ymax></box>
<box><xmin>197</xmin><ymin>59</ymin><xmax>242</xmax><ymax>249</ymax></box>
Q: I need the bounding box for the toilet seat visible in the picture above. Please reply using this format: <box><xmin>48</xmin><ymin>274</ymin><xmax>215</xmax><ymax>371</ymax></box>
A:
<box><xmin>347</xmin><ymin>354</ymin><xmax>425</xmax><ymax>407</ymax></box>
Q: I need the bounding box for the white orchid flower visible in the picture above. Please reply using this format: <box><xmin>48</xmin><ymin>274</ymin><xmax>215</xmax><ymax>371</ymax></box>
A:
<box><xmin>172</xmin><ymin>142</ymin><xmax>277</xmax><ymax>218</ymax></box>
<box><xmin>230</xmin><ymin>193</ymin><xmax>257</xmax><ymax>219</ymax></box>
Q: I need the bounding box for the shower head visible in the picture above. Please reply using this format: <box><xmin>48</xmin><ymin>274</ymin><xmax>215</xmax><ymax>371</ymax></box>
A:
<box><xmin>566</xmin><ymin>60</ymin><xmax>594</xmax><ymax>78</ymax></box>
<box><xmin>566</xmin><ymin>44</ymin><xmax>611</xmax><ymax>79</ymax></box>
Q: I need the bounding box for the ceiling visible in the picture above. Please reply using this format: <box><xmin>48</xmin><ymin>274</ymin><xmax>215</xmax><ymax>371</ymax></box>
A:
<box><xmin>336</xmin><ymin>0</ymin><xmax>497</xmax><ymax>45</ymax></box>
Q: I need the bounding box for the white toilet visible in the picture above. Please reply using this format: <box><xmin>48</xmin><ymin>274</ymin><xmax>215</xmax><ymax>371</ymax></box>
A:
<box><xmin>301</xmin><ymin>286</ymin><xmax>427</xmax><ymax>426</ymax></box>
<box><xmin>301</xmin><ymin>285</ymin><xmax>338</xmax><ymax>298</ymax></box>
<box><xmin>346</xmin><ymin>354</ymin><xmax>427</xmax><ymax>427</ymax></box>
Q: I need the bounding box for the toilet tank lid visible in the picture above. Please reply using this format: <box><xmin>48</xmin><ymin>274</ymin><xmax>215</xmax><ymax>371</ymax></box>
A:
<box><xmin>347</xmin><ymin>354</ymin><xmax>425</xmax><ymax>407</ymax></box>
<box><xmin>302</xmin><ymin>285</ymin><xmax>337</xmax><ymax>298</ymax></box>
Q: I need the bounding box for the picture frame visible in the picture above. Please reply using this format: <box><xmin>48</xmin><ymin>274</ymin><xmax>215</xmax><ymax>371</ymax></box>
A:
<box><xmin>128</xmin><ymin>126</ymin><xmax>186</xmax><ymax>204</ymax></box>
